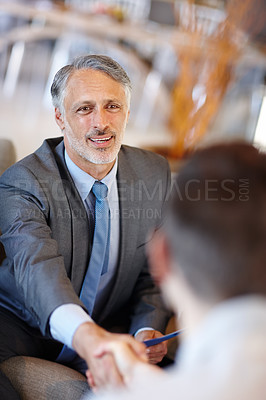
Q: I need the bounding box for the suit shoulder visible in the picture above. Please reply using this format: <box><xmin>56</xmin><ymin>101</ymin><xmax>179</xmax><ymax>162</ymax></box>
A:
<box><xmin>0</xmin><ymin>137</ymin><xmax>63</xmax><ymax>184</ymax></box>
<box><xmin>120</xmin><ymin>145</ymin><xmax>169</xmax><ymax>171</ymax></box>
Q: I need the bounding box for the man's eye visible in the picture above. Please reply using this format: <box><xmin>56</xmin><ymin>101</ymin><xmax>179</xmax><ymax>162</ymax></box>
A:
<box><xmin>107</xmin><ymin>104</ymin><xmax>120</xmax><ymax>110</ymax></box>
<box><xmin>77</xmin><ymin>107</ymin><xmax>92</xmax><ymax>113</ymax></box>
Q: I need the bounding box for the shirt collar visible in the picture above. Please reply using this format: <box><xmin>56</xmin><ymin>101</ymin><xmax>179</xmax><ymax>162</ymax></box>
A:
<box><xmin>64</xmin><ymin>149</ymin><xmax>118</xmax><ymax>201</ymax></box>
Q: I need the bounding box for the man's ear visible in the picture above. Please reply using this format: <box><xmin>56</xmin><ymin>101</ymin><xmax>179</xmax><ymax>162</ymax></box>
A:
<box><xmin>147</xmin><ymin>230</ymin><xmax>172</xmax><ymax>286</ymax></box>
<box><xmin>55</xmin><ymin>108</ymin><xmax>65</xmax><ymax>131</ymax></box>
<box><xmin>126</xmin><ymin>109</ymin><xmax>130</xmax><ymax>124</ymax></box>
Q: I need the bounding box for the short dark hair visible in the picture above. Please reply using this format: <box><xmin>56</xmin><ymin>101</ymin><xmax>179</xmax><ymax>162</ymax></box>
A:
<box><xmin>51</xmin><ymin>54</ymin><xmax>132</xmax><ymax>112</ymax></box>
<box><xmin>165</xmin><ymin>142</ymin><xmax>266</xmax><ymax>301</ymax></box>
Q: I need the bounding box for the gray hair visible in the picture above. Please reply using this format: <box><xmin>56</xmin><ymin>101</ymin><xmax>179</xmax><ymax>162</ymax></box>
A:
<box><xmin>51</xmin><ymin>54</ymin><xmax>132</xmax><ymax>112</ymax></box>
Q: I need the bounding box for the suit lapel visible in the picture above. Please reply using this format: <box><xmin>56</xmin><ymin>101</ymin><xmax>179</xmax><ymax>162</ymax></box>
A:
<box><xmin>100</xmin><ymin>150</ymin><xmax>142</xmax><ymax>319</ymax></box>
<box><xmin>53</xmin><ymin>141</ymin><xmax>91</xmax><ymax>295</ymax></box>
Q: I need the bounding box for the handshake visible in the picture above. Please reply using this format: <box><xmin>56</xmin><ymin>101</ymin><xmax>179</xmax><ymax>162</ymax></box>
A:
<box><xmin>73</xmin><ymin>323</ymin><xmax>180</xmax><ymax>392</ymax></box>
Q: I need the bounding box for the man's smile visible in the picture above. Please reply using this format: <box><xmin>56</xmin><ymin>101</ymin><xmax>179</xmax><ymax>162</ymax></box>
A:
<box><xmin>89</xmin><ymin>136</ymin><xmax>113</xmax><ymax>143</ymax></box>
<box><xmin>87</xmin><ymin>135</ymin><xmax>115</xmax><ymax>149</ymax></box>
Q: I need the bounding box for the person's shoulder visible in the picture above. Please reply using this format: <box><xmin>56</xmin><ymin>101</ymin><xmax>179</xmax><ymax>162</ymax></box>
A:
<box><xmin>0</xmin><ymin>137</ymin><xmax>63</xmax><ymax>183</ymax></box>
<box><xmin>119</xmin><ymin>144</ymin><xmax>169</xmax><ymax>170</ymax></box>
<box><xmin>24</xmin><ymin>136</ymin><xmax>63</xmax><ymax>167</ymax></box>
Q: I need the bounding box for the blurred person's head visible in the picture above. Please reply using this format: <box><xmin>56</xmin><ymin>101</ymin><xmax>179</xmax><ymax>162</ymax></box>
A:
<box><xmin>148</xmin><ymin>142</ymin><xmax>266</xmax><ymax>330</ymax></box>
<box><xmin>50</xmin><ymin>55</ymin><xmax>131</xmax><ymax>177</ymax></box>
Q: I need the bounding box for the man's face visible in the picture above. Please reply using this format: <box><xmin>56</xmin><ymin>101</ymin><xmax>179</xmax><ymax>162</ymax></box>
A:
<box><xmin>55</xmin><ymin>69</ymin><xmax>130</xmax><ymax>168</ymax></box>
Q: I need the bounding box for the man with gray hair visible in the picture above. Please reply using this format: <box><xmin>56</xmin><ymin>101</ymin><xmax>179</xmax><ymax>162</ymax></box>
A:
<box><xmin>0</xmin><ymin>54</ymin><xmax>171</xmax><ymax>399</ymax></box>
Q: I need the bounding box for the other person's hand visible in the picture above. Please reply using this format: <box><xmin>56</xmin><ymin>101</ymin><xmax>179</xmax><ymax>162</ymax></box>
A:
<box><xmin>92</xmin><ymin>339</ymin><xmax>162</xmax><ymax>388</ymax></box>
<box><xmin>72</xmin><ymin>322</ymin><xmax>146</xmax><ymax>392</ymax></box>
<box><xmin>135</xmin><ymin>330</ymin><xmax>168</xmax><ymax>364</ymax></box>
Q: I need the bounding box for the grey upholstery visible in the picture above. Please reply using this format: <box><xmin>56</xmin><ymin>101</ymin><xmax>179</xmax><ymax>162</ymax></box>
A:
<box><xmin>0</xmin><ymin>138</ymin><xmax>16</xmax><ymax>176</ymax></box>
<box><xmin>0</xmin><ymin>356</ymin><xmax>88</xmax><ymax>400</ymax></box>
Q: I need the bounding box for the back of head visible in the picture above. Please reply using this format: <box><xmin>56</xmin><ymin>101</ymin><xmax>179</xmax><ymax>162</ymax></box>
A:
<box><xmin>166</xmin><ymin>142</ymin><xmax>266</xmax><ymax>302</ymax></box>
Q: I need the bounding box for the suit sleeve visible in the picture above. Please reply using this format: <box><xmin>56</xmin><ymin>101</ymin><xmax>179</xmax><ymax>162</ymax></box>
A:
<box><xmin>0</xmin><ymin>165</ymin><xmax>84</xmax><ymax>336</ymax></box>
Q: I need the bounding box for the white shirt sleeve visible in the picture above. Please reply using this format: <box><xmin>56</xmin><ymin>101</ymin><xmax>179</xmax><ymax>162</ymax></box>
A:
<box><xmin>134</xmin><ymin>327</ymin><xmax>155</xmax><ymax>337</ymax></box>
<box><xmin>49</xmin><ymin>303</ymin><xmax>156</xmax><ymax>348</ymax></box>
<box><xmin>49</xmin><ymin>304</ymin><xmax>93</xmax><ymax>349</ymax></box>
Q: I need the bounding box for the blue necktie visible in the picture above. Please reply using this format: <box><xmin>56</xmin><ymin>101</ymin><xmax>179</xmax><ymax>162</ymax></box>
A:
<box><xmin>80</xmin><ymin>181</ymin><xmax>110</xmax><ymax>315</ymax></box>
<box><xmin>56</xmin><ymin>181</ymin><xmax>110</xmax><ymax>366</ymax></box>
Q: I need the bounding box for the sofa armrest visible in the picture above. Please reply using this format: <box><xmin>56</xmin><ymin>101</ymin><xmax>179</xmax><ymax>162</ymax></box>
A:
<box><xmin>0</xmin><ymin>356</ymin><xmax>89</xmax><ymax>400</ymax></box>
<box><xmin>0</xmin><ymin>138</ymin><xmax>16</xmax><ymax>176</ymax></box>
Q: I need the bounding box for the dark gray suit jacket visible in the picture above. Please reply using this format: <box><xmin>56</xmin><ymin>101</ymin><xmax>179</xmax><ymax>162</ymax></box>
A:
<box><xmin>0</xmin><ymin>137</ymin><xmax>171</xmax><ymax>338</ymax></box>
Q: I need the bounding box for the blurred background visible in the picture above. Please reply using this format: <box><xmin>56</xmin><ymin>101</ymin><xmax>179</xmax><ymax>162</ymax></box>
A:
<box><xmin>0</xmin><ymin>0</ymin><xmax>265</xmax><ymax>163</ymax></box>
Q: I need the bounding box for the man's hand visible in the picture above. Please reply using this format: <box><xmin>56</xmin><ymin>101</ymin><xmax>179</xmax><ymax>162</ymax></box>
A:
<box><xmin>92</xmin><ymin>340</ymin><xmax>162</xmax><ymax>388</ymax></box>
<box><xmin>135</xmin><ymin>330</ymin><xmax>168</xmax><ymax>364</ymax></box>
<box><xmin>72</xmin><ymin>322</ymin><xmax>146</xmax><ymax>392</ymax></box>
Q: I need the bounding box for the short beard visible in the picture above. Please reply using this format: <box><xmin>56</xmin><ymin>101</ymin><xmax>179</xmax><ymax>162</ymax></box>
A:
<box><xmin>66</xmin><ymin>127</ymin><xmax>122</xmax><ymax>165</ymax></box>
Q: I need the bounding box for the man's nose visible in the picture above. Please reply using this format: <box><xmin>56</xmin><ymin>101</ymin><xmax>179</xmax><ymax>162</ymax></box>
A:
<box><xmin>92</xmin><ymin>109</ymin><xmax>108</xmax><ymax>130</ymax></box>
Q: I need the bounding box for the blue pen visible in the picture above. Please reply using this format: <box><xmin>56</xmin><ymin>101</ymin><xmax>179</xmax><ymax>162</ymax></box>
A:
<box><xmin>143</xmin><ymin>329</ymin><xmax>184</xmax><ymax>347</ymax></box>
